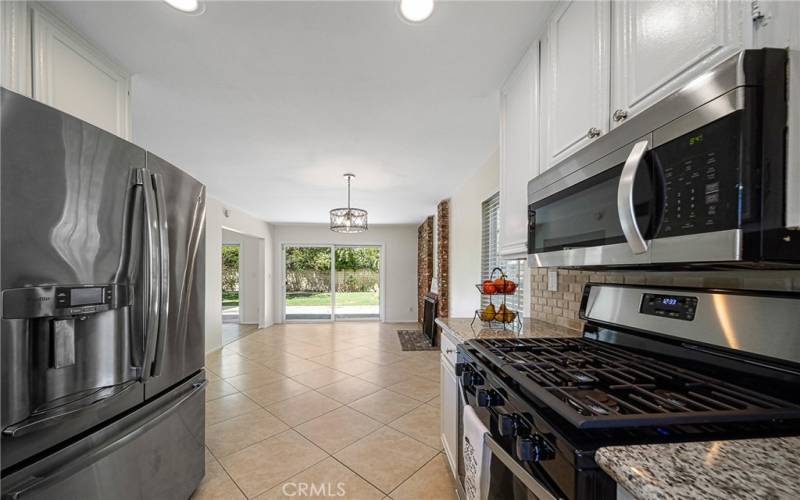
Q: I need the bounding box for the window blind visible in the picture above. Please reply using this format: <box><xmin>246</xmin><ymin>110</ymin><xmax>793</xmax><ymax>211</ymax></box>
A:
<box><xmin>481</xmin><ymin>192</ymin><xmax>525</xmax><ymax>312</ymax></box>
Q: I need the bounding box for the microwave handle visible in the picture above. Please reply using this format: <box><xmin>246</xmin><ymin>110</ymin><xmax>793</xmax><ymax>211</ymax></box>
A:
<box><xmin>617</xmin><ymin>140</ymin><xmax>650</xmax><ymax>255</ymax></box>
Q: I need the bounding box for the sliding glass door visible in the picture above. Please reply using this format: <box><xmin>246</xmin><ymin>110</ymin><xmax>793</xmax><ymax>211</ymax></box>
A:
<box><xmin>283</xmin><ymin>245</ymin><xmax>380</xmax><ymax>321</ymax></box>
<box><xmin>334</xmin><ymin>246</ymin><xmax>380</xmax><ymax>320</ymax></box>
<box><xmin>284</xmin><ymin>245</ymin><xmax>332</xmax><ymax>320</ymax></box>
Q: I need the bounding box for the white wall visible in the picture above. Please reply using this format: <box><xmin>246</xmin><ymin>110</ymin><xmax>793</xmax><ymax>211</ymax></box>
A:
<box><xmin>449</xmin><ymin>150</ymin><xmax>501</xmax><ymax>318</ymax></box>
<box><xmin>448</xmin><ymin>149</ymin><xmax>535</xmax><ymax>318</ymax></box>
<box><xmin>205</xmin><ymin>197</ymin><xmax>274</xmax><ymax>353</ymax></box>
<box><xmin>272</xmin><ymin>224</ymin><xmax>418</xmax><ymax>323</ymax></box>
<box><xmin>222</xmin><ymin>229</ymin><xmax>261</xmax><ymax>325</ymax></box>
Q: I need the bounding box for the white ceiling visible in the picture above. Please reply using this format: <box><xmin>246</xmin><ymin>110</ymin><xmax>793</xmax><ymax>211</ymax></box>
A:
<box><xmin>47</xmin><ymin>1</ymin><xmax>554</xmax><ymax>224</ymax></box>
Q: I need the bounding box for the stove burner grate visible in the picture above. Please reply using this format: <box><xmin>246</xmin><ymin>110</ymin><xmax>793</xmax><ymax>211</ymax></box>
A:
<box><xmin>469</xmin><ymin>337</ymin><xmax>800</xmax><ymax>429</ymax></box>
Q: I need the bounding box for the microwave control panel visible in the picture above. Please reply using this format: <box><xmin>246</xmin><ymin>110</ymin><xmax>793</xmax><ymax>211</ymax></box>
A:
<box><xmin>654</xmin><ymin>113</ymin><xmax>741</xmax><ymax>239</ymax></box>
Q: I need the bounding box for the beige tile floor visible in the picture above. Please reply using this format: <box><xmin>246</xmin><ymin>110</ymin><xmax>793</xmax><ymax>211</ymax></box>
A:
<box><xmin>193</xmin><ymin>322</ymin><xmax>458</xmax><ymax>500</ymax></box>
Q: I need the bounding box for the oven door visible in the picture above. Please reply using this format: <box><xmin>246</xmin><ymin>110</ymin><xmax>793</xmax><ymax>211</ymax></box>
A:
<box><xmin>457</xmin><ymin>374</ymin><xmax>563</xmax><ymax>500</ymax></box>
<box><xmin>528</xmin><ymin>137</ymin><xmax>659</xmax><ymax>267</ymax></box>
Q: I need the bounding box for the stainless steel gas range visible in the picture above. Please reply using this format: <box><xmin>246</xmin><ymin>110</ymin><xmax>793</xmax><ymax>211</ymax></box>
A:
<box><xmin>457</xmin><ymin>283</ymin><xmax>800</xmax><ymax>499</ymax></box>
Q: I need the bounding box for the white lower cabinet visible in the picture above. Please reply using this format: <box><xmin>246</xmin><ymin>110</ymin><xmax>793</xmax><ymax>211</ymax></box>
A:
<box><xmin>440</xmin><ymin>341</ymin><xmax>459</xmax><ymax>477</ymax></box>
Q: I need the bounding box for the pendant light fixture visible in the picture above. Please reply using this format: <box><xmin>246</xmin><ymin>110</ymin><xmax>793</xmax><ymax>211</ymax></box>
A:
<box><xmin>330</xmin><ymin>173</ymin><xmax>368</xmax><ymax>233</ymax></box>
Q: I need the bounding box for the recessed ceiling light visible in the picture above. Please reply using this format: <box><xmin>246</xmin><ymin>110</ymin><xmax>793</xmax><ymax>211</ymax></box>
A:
<box><xmin>163</xmin><ymin>0</ymin><xmax>206</xmax><ymax>15</ymax></box>
<box><xmin>399</xmin><ymin>0</ymin><xmax>434</xmax><ymax>23</ymax></box>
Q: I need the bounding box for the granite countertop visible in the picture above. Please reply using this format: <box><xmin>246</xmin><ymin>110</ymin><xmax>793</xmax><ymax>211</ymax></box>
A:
<box><xmin>596</xmin><ymin>437</ymin><xmax>800</xmax><ymax>500</ymax></box>
<box><xmin>435</xmin><ymin>317</ymin><xmax>580</xmax><ymax>344</ymax></box>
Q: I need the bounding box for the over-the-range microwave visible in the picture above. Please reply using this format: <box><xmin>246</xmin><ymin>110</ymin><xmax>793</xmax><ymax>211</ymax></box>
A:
<box><xmin>527</xmin><ymin>48</ymin><xmax>800</xmax><ymax>268</ymax></box>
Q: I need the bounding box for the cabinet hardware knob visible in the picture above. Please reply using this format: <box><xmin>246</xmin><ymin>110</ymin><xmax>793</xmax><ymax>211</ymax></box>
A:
<box><xmin>587</xmin><ymin>127</ymin><xmax>601</xmax><ymax>139</ymax></box>
<box><xmin>613</xmin><ymin>109</ymin><xmax>628</xmax><ymax>122</ymax></box>
<box><xmin>446</xmin><ymin>349</ymin><xmax>455</xmax><ymax>354</ymax></box>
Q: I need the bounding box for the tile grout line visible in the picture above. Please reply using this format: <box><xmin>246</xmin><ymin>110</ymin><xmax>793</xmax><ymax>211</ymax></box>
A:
<box><xmin>203</xmin><ymin>445</ymin><xmax>250</xmax><ymax>499</ymax></box>
<box><xmin>326</xmin><ymin>423</ymin><xmax>410</xmax><ymax>496</ymax></box>
<box><xmin>322</xmin><ymin>417</ymin><xmax>441</xmax><ymax>494</ymax></box>
<box><xmin>327</xmin><ymin>453</ymin><xmax>393</xmax><ymax>497</ymax></box>
<box><xmin>386</xmin><ymin>450</ymin><xmax>446</xmax><ymax>499</ymax></box>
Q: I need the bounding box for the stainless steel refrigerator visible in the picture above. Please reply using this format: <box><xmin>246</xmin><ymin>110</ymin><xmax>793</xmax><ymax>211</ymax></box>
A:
<box><xmin>1</xmin><ymin>88</ymin><xmax>207</xmax><ymax>499</ymax></box>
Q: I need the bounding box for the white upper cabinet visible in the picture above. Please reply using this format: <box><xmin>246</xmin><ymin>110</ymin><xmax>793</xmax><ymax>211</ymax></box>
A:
<box><xmin>610</xmin><ymin>0</ymin><xmax>746</xmax><ymax>129</ymax></box>
<box><xmin>27</xmin><ymin>5</ymin><xmax>131</xmax><ymax>139</ymax></box>
<box><xmin>541</xmin><ymin>0</ymin><xmax>610</xmax><ymax>170</ymax></box>
<box><xmin>499</xmin><ymin>43</ymin><xmax>539</xmax><ymax>258</ymax></box>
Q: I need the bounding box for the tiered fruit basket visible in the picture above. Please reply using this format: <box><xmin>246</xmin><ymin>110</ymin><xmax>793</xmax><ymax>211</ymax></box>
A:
<box><xmin>471</xmin><ymin>267</ymin><xmax>522</xmax><ymax>331</ymax></box>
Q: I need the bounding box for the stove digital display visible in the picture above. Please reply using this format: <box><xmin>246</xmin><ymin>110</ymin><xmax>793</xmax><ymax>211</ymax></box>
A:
<box><xmin>640</xmin><ymin>293</ymin><xmax>697</xmax><ymax>321</ymax></box>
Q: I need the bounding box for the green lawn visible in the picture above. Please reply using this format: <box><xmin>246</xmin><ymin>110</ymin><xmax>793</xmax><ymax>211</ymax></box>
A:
<box><xmin>222</xmin><ymin>291</ymin><xmax>239</xmax><ymax>306</ymax></box>
<box><xmin>286</xmin><ymin>291</ymin><xmax>378</xmax><ymax>306</ymax></box>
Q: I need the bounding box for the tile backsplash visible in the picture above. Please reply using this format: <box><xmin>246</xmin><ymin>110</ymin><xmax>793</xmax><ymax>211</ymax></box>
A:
<box><xmin>530</xmin><ymin>268</ymin><xmax>800</xmax><ymax>331</ymax></box>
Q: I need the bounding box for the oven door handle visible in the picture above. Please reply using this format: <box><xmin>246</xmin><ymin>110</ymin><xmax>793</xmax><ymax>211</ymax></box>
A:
<box><xmin>617</xmin><ymin>139</ymin><xmax>650</xmax><ymax>255</ymax></box>
<box><xmin>484</xmin><ymin>434</ymin><xmax>560</xmax><ymax>500</ymax></box>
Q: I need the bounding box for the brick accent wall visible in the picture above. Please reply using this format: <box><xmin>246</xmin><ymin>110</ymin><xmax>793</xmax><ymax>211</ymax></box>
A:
<box><xmin>530</xmin><ymin>268</ymin><xmax>800</xmax><ymax>331</ymax></box>
<box><xmin>417</xmin><ymin>217</ymin><xmax>434</xmax><ymax>323</ymax></box>
<box><xmin>436</xmin><ymin>200</ymin><xmax>450</xmax><ymax>318</ymax></box>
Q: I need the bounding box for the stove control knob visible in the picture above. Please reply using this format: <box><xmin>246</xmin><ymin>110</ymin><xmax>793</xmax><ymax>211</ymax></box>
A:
<box><xmin>515</xmin><ymin>435</ymin><xmax>555</xmax><ymax>462</ymax></box>
<box><xmin>498</xmin><ymin>414</ymin><xmax>517</xmax><ymax>437</ymax></box>
<box><xmin>477</xmin><ymin>389</ymin><xmax>504</xmax><ymax>407</ymax></box>
<box><xmin>462</xmin><ymin>371</ymin><xmax>484</xmax><ymax>388</ymax></box>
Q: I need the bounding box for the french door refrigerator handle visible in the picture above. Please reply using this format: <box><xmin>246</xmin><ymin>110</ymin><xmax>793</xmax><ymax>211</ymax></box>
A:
<box><xmin>484</xmin><ymin>434</ymin><xmax>560</xmax><ymax>500</ymax></box>
<box><xmin>1</xmin><ymin>380</ymin><xmax>207</xmax><ymax>500</ymax></box>
<box><xmin>139</xmin><ymin>169</ymin><xmax>161</xmax><ymax>381</ymax></box>
<box><xmin>174</xmin><ymin>186</ymin><xmax>206</xmax><ymax>345</ymax></box>
<box><xmin>151</xmin><ymin>172</ymin><xmax>170</xmax><ymax>377</ymax></box>
<box><xmin>617</xmin><ymin>140</ymin><xmax>650</xmax><ymax>255</ymax></box>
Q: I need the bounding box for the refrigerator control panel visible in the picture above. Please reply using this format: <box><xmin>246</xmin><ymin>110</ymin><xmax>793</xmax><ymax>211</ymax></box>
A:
<box><xmin>2</xmin><ymin>285</ymin><xmax>130</xmax><ymax>319</ymax></box>
<box><xmin>56</xmin><ymin>286</ymin><xmax>110</xmax><ymax>307</ymax></box>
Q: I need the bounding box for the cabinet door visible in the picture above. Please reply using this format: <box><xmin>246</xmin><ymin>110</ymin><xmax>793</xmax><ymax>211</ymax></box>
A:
<box><xmin>440</xmin><ymin>355</ymin><xmax>459</xmax><ymax>476</ymax></box>
<box><xmin>541</xmin><ymin>0</ymin><xmax>610</xmax><ymax>170</ymax></box>
<box><xmin>499</xmin><ymin>43</ymin><xmax>539</xmax><ymax>258</ymax></box>
<box><xmin>610</xmin><ymin>0</ymin><xmax>745</xmax><ymax>129</ymax></box>
<box><xmin>30</xmin><ymin>6</ymin><xmax>131</xmax><ymax>139</ymax></box>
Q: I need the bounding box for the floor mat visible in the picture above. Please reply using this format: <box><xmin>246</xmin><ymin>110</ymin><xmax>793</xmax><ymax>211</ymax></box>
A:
<box><xmin>397</xmin><ymin>330</ymin><xmax>437</xmax><ymax>351</ymax></box>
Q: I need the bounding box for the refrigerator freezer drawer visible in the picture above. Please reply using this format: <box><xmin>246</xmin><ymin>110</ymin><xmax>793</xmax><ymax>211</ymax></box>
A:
<box><xmin>1</xmin><ymin>371</ymin><xmax>206</xmax><ymax>500</ymax></box>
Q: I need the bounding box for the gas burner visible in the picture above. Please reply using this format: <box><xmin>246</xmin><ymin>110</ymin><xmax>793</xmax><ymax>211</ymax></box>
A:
<box><xmin>569</xmin><ymin>389</ymin><xmax>620</xmax><ymax>416</ymax></box>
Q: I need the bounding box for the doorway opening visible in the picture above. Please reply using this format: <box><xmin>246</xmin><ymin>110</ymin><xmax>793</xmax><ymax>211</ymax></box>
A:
<box><xmin>221</xmin><ymin>231</ymin><xmax>260</xmax><ymax>345</ymax></box>
<box><xmin>283</xmin><ymin>245</ymin><xmax>381</xmax><ymax>321</ymax></box>
<box><xmin>221</xmin><ymin>243</ymin><xmax>241</xmax><ymax>324</ymax></box>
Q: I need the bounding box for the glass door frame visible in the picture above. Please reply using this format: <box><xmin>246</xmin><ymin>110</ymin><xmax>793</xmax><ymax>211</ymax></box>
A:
<box><xmin>280</xmin><ymin>243</ymin><xmax>385</xmax><ymax>323</ymax></box>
